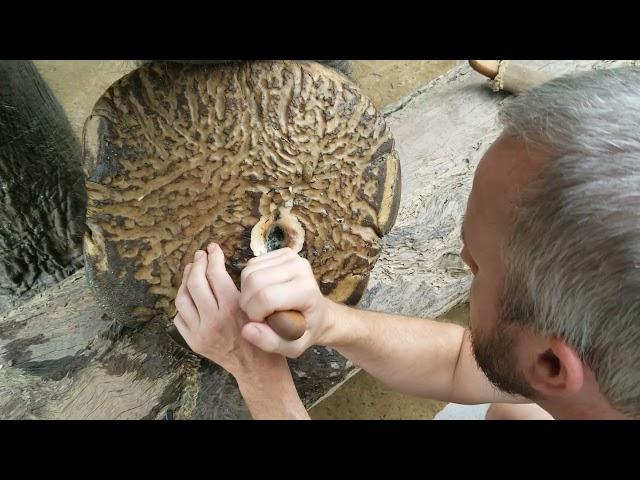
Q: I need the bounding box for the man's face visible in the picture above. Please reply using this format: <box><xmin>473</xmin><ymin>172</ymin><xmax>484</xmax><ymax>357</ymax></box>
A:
<box><xmin>461</xmin><ymin>134</ymin><xmax>545</xmax><ymax>397</ymax></box>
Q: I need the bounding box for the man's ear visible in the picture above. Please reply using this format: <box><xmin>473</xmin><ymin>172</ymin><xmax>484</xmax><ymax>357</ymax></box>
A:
<box><xmin>523</xmin><ymin>335</ymin><xmax>585</xmax><ymax>397</ymax></box>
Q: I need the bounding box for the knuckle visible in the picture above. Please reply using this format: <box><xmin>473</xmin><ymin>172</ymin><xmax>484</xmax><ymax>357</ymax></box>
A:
<box><xmin>245</xmin><ymin>270</ymin><xmax>264</xmax><ymax>290</ymax></box>
<box><xmin>205</xmin><ymin>267</ymin><xmax>216</xmax><ymax>282</ymax></box>
<box><xmin>294</xmin><ymin>261</ymin><xmax>307</xmax><ymax>274</ymax></box>
<box><xmin>266</xmin><ymin>336</ymin><xmax>281</xmax><ymax>353</ymax></box>
<box><xmin>238</xmin><ymin>294</ymin><xmax>248</xmax><ymax>312</ymax></box>
<box><xmin>174</xmin><ymin>296</ymin><xmax>187</xmax><ymax>311</ymax></box>
<box><xmin>186</xmin><ymin>275</ymin><xmax>199</xmax><ymax>290</ymax></box>
<box><xmin>208</xmin><ymin>319</ymin><xmax>222</xmax><ymax>335</ymax></box>
<box><xmin>257</xmin><ymin>288</ymin><xmax>272</xmax><ymax>306</ymax></box>
<box><xmin>247</xmin><ymin>307</ymin><xmax>262</xmax><ymax>323</ymax></box>
<box><xmin>288</xmin><ymin>349</ymin><xmax>302</xmax><ymax>359</ymax></box>
<box><xmin>302</xmin><ymin>259</ymin><xmax>313</xmax><ymax>273</ymax></box>
<box><xmin>241</xmin><ymin>270</ymin><xmax>255</xmax><ymax>288</ymax></box>
<box><xmin>246</xmin><ymin>270</ymin><xmax>257</xmax><ymax>285</ymax></box>
<box><xmin>191</xmin><ymin>340</ymin><xmax>203</xmax><ymax>354</ymax></box>
<box><xmin>305</xmin><ymin>277</ymin><xmax>318</xmax><ymax>291</ymax></box>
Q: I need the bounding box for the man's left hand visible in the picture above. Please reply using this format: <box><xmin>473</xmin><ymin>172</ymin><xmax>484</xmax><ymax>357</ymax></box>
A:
<box><xmin>173</xmin><ymin>243</ymin><xmax>287</xmax><ymax>380</ymax></box>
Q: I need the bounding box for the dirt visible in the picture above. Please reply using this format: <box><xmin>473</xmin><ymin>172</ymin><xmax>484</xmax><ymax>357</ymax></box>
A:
<box><xmin>350</xmin><ymin>60</ymin><xmax>460</xmax><ymax>109</ymax></box>
<box><xmin>34</xmin><ymin>61</ymin><xmax>139</xmax><ymax>141</ymax></box>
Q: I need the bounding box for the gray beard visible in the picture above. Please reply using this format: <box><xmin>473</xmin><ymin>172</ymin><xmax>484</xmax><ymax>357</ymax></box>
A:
<box><xmin>470</xmin><ymin>320</ymin><xmax>538</xmax><ymax>399</ymax></box>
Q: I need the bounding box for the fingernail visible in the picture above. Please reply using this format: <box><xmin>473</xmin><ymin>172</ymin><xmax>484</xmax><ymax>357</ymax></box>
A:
<box><xmin>194</xmin><ymin>250</ymin><xmax>205</xmax><ymax>259</ymax></box>
<box><xmin>207</xmin><ymin>243</ymin><xmax>217</xmax><ymax>253</ymax></box>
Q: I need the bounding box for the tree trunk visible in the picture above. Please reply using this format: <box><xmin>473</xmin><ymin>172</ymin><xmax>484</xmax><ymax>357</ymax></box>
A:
<box><xmin>0</xmin><ymin>60</ymin><xmax>632</xmax><ymax>419</ymax></box>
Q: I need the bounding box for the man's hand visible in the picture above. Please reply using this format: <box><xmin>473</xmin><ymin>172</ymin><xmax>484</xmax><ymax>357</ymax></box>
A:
<box><xmin>173</xmin><ymin>243</ymin><xmax>287</xmax><ymax>379</ymax></box>
<box><xmin>239</xmin><ymin>248</ymin><xmax>336</xmax><ymax>358</ymax></box>
<box><xmin>173</xmin><ymin>243</ymin><xmax>311</xmax><ymax>419</ymax></box>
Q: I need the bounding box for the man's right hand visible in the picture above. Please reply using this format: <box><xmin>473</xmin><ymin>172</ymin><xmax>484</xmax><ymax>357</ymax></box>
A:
<box><xmin>238</xmin><ymin>249</ymin><xmax>524</xmax><ymax>407</ymax></box>
<box><xmin>239</xmin><ymin>248</ymin><xmax>335</xmax><ymax>358</ymax></box>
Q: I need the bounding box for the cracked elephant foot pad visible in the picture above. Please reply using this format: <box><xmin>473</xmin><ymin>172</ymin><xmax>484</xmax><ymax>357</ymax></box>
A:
<box><xmin>82</xmin><ymin>60</ymin><xmax>401</xmax><ymax>327</ymax></box>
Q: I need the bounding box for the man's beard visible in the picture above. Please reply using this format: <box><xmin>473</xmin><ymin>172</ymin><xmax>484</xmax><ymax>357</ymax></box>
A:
<box><xmin>470</xmin><ymin>316</ymin><xmax>539</xmax><ymax>400</ymax></box>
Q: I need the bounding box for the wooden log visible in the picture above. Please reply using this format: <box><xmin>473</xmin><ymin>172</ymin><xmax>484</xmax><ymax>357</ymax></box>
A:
<box><xmin>0</xmin><ymin>61</ymin><xmax>86</xmax><ymax>314</ymax></box>
<box><xmin>1</xmin><ymin>60</ymin><xmax>633</xmax><ymax>419</ymax></box>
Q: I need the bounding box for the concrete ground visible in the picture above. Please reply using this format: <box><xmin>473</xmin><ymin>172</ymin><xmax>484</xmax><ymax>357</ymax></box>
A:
<box><xmin>33</xmin><ymin>59</ymin><xmax>467</xmax><ymax>419</ymax></box>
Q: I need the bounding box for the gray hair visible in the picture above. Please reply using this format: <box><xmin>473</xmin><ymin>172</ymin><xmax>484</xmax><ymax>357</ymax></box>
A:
<box><xmin>498</xmin><ymin>66</ymin><xmax>640</xmax><ymax>417</ymax></box>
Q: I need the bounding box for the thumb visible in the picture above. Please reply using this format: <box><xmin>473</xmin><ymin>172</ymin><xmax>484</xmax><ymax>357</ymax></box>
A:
<box><xmin>241</xmin><ymin>322</ymin><xmax>288</xmax><ymax>355</ymax></box>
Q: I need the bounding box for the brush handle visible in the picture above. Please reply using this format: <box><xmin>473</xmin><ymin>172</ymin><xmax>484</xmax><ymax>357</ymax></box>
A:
<box><xmin>266</xmin><ymin>310</ymin><xmax>306</xmax><ymax>341</ymax></box>
<box><xmin>468</xmin><ymin>60</ymin><xmax>553</xmax><ymax>94</ymax></box>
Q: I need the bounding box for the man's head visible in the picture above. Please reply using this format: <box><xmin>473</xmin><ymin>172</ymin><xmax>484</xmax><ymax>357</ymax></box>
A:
<box><xmin>463</xmin><ymin>67</ymin><xmax>640</xmax><ymax>418</ymax></box>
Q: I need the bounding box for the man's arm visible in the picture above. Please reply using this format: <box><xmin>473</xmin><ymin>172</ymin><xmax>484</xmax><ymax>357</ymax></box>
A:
<box><xmin>239</xmin><ymin>249</ymin><xmax>527</xmax><ymax>406</ymax></box>
<box><xmin>322</xmin><ymin>302</ymin><xmax>524</xmax><ymax>404</ymax></box>
<box><xmin>235</xmin><ymin>365</ymin><xmax>310</xmax><ymax>420</ymax></box>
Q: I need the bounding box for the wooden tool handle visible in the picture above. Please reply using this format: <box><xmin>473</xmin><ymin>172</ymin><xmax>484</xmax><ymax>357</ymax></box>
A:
<box><xmin>468</xmin><ymin>60</ymin><xmax>553</xmax><ymax>94</ymax></box>
<box><xmin>469</xmin><ymin>60</ymin><xmax>501</xmax><ymax>78</ymax></box>
<box><xmin>266</xmin><ymin>310</ymin><xmax>306</xmax><ymax>341</ymax></box>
